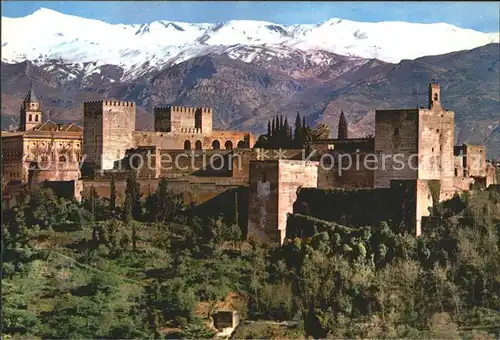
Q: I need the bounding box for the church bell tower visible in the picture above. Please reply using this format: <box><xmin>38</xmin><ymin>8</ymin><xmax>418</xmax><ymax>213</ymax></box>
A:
<box><xmin>19</xmin><ymin>83</ymin><xmax>42</xmax><ymax>131</ymax></box>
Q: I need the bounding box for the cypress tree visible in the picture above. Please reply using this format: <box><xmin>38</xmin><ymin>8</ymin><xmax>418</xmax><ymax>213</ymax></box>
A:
<box><xmin>294</xmin><ymin>112</ymin><xmax>303</xmax><ymax>148</ymax></box>
<box><xmin>267</xmin><ymin>121</ymin><xmax>272</xmax><ymax>137</ymax></box>
<box><xmin>338</xmin><ymin>110</ymin><xmax>348</xmax><ymax>140</ymax></box>
<box><xmin>89</xmin><ymin>186</ymin><xmax>97</xmax><ymax>219</ymax></box>
<box><xmin>234</xmin><ymin>191</ymin><xmax>239</xmax><ymax>226</ymax></box>
<box><xmin>109</xmin><ymin>175</ymin><xmax>116</xmax><ymax>213</ymax></box>
<box><xmin>283</xmin><ymin>118</ymin><xmax>290</xmax><ymax>147</ymax></box>
<box><xmin>124</xmin><ymin>174</ymin><xmax>140</xmax><ymax>221</ymax></box>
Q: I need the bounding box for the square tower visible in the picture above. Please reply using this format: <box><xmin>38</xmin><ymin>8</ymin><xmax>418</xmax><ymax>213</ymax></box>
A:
<box><xmin>247</xmin><ymin>160</ymin><xmax>318</xmax><ymax>244</ymax></box>
<box><xmin>154</xmin><ymin>106</ymin><xmax>212</xmax><ymax>135</ymax></box>
<box><xmin>374</xmin><ymin>82</ymin><xmax>455</xmax><ymax>188</ymax></box>
<box><xmin>83</xmin><ymin>100</ymin><xmax>136</xmax><ymax>170</ymax></box>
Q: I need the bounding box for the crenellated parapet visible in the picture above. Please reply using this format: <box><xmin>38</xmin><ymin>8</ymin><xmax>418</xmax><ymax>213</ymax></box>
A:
<box><xmin>84</xmin><ymin>100</ymin><xmax>135</xmax><ymax>109</ymax></box>
<box><xmin>153</xmin><ymin>105</ymin><xmax>213</xmax><ymax>135</ymax></box>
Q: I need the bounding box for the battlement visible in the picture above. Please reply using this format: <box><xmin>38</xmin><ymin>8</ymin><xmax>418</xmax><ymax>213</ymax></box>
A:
<box><xmin>153</xmin><ymin>106</ymin><xmax>212</xmax><ymax>115</ymax></box>
<box><xmin>84</xmin><ymin>100</ymin><xmax>135</xmax><ymax>109</ymax></box>
<box><xmin>154</xmin><ymin>105</ymin><xmax>213</xmax><ymax>134</ymax></box>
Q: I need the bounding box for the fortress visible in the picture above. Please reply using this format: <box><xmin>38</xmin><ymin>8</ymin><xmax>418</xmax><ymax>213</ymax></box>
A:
<box><xmin>1</xmin><ymin>82</ymin><xmax>497</xmax><ymax>243</ymax></box>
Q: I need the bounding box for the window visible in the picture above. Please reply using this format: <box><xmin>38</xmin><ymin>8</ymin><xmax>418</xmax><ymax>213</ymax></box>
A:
<box><xmin>237</xmin><ymin>140</ymin><xmax>246</xmax><ymax>148</ymax></box>
<box><xmin>184</xmin><ymin>140</ymin><xmax>191</xmax><ymax>150</ymax></box>
<box><xmin>434</xmin><ymin>93</ymin><xmax>438</xmax><ymax>101</ymax></box>
<box><xmin>225</xmin><ymin>141</ymin><xmax>233</xmax><ymax>150</ymax></box>
<box><xmin>261</xmin><ymin>172</ymin><xmax>267</xmax><ymax>183</ymax></box>
<box><xmin>195</xmin><ymin>140</ymin><xmax>202</xmax><ymax>150</ymax></box>
<box><xmin>393</xmin><ymin>128</ymin><xmax>399</xmax><ymax>136</ymax></box>
<box><xmin>212</xmin><ymin>140</ymin><xmax>220</xmax><ymax>150</ymax></box>
<box><xmin>454</xmin><ymin>168</ymin><xmax>458</xmax><ymax>177</ymax></box>
<box><xmin>28</xmin><ymin>114</ymin><xmax>32</xmax><ymax>122</ymax></box>
<box><xmin>35</xmin><ymin>115</ymin><xmax>39</xmax><ymax>122</ymax></box>
<box><xmin>432</xmin><ymin>147</ymin><xmax>434</xmax><ymax>152</ymax></box>
<box><xmin>195</xmin><ymin>110</ymin><xmax>202</xmax><ymax>129</ymax></box>
<box><xmin>463</xmin><ymin>169</ymin><xmax>467</xmax><ymax>177</ymax></box>
<box><xmin>436</xmin><ymin>129</ymin><xmax>440</xmax><ymax>133</ymax></box>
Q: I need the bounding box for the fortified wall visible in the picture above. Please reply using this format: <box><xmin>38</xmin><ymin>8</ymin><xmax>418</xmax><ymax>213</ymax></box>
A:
<box><xmin>247</xmin><ymin>160</ymin><xmax>319</xmax><ymax>244</ymax></box>
<box><xmin>5</xmin><ymin>81</ymin><xmax>496</xmax><ymax>244</ymax></box>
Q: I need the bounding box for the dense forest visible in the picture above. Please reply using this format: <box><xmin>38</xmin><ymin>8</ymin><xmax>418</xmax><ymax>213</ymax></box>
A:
<box><xmin>2</xmin><ymin>175</ymin><xmax>500</xmax><ymax>339</ymax></box>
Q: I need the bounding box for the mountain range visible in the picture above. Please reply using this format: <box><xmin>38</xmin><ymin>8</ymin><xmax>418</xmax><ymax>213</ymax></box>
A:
<box><xmin>2</xmin><ymin>8</ymin><xmax>499</xmax><ymax>158</ymax></box>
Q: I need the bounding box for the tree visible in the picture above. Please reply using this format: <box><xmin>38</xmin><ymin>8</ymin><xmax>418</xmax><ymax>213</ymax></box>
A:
<box><xmin>283</xmin><ymin>118</ymin><xmax>290</xmax><ymax>145</ymax></box>
<box><xmin>294</xmin><ymin>113</ymin><xmax>304</xmax><ymax>148</ymax></box>
<box><xmin>124</xmin><ymin>175</ymin><xmax>141</xmax><ymax>221</ymax></box>
<box><xmin>311</xmin><ymin>123</ymin><xmax>331</xmax><ymax>141</ymax></box>
<box><xmin>144</xmin><ymin>178</ymin><xmax>184</xmax><ymax>223</ymax></box>
<box><xmin>109</xmin><ymin>175</ymin><xmax>116</xmax><ymax>213</ymax></box>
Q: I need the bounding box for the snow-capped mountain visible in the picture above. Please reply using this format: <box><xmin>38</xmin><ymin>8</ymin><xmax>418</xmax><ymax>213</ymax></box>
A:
<box><xmin>2</xmin><ymin>8</ymin><xmax>498</xmax><ymax>80</ymax></box>
<box><xmin>2</xmin><ymin>9</ymin><xmax>499</xmax><ymax>158</ymax></box>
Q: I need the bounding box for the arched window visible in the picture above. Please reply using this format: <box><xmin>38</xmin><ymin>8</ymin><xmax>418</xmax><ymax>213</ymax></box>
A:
<box><xmin>35</xmin><ymin>115</ymin><xmax>39</xmax><ymax>122</ymax></box>
<box><xmin>225</xmin><ymin>141</ymin><xmax>233</xmax><ymax>150</ymax></box>
<box><xmin>212</xmin><ymin>140</ymin><xmax>220</xmax><ymax>150</ymax></box>
<box><xmin>184</xmin><ymin>140</ymin><xmax>191</xmax><ymax>150</ymax></box>
<box><xmin>195</xmin><ymin>140</ymin><xmax>202</xmax><ymax>150</ymax></box>
<box><xmin>59</xmin><ymin>155</ymin><xmax>67</xmax><ymax>162</ymax></box>
<box><xmin>434</xmin><ymin>93</ymin><xmax>438</xmax><ymax>101</ymax></box>
<box><xmin>28</xmin><ymin>114</ymin><xmax>32</xmax><ymax>122</ymax></box>
<box><xmin>237</xmin><ymin>140</ymin><xmax>246</xmax><ymax>148</ymax></box>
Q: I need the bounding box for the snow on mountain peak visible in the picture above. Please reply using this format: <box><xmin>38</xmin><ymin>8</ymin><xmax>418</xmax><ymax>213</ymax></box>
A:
<box><xmin>2</xmin><ymin>8</ymin><xmax>499</xmax><ymax>79</ymax></box>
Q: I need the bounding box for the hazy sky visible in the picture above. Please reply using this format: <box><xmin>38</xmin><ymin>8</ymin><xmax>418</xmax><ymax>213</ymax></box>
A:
<box><xmin>2</xmin><ymin>1</ymin><xmax>499</xmax><ymax>32</ymax></box>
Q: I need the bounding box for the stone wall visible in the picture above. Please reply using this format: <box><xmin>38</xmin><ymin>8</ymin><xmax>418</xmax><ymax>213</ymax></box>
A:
<box><xmin>415</xmin><ymin>180</ymin><xmax>434</xmax><ymax>236</ymax></box>
<box><xmin>2</xmin><ymin>135</ymin><xmax>24</xmax><ymax>183</ymax></box>
<box><xmin>486</xmin><ymin>164</ymin><xmax>497</xmax><ymax>187</ymax></box>
<box><xmin>374</xmin><ymin>109</ymin><xmax>419</xmax><ymax>188</ymax></box>
<box><xmin>277</xmin><ymin>160</ymin><xmax>319</xmax><ymax>244</ymax></box>
<box><xmin>247</xmin><ymin>161</ymin><xmax>280</xmax><ymax>243</ymax></box>
<box><xmin>132</xmin><ymin>130</ymin><xmax>254</xmax><ymax>151</ymax></box>
<box><xmin>247</xmin><ymin>160</ymin><xmax>318</xmax><ymax>244</ymax></box>
<box><xmin>154</xmin><ymin>106</ymin><xmax>212</xmax><ymax>135</ymax></box>
<box><xmin>464</xmin><ymin>144</ymin><xmax>487</xmax><ymax>178</ymax></box>
<box><xmin>417</xmin><ymin>108</ymin><xmax>455</xmax><ymax>181</ymax></box>
<box><xmin>40</xmin><ymin>180</ymin><xmax>80</xmax><ymax>201</ymax></box>
<box><xmin>317</xmin><ymin>151</ymin><xmax>375</xmax><ymax>189</ymax></box>
<box><xmin>101</xmin><ymin>101</ymin><xmax>136</xmax><ymax>170</ymax></box>
<box><xmin>83</xmin><ymin>100</ymin><xmax>136</xmax><ymax>170</ymax></box>
<box><xmin>28</xmin><ymin>161</ymin><xmax>81</xmax><ymax>185</ymax></box>
<box><xmin>294</xmin><ymin>180</ymin><xmax>419</xmax><ymax>234</ymax></box>
<box><xmin>83</xmin><ymin>101</ymin><xmax>103</xmax><ymax>168</ymax></box>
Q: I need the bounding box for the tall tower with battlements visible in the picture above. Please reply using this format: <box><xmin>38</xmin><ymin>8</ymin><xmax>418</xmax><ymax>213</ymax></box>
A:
<box><xmin>83</xmin><ymin>100</ymin><xmax>136</xmax><ymax>170</ymax></box>
<box><xmin>154</xmin><ymin>106</ymin><xmax>213</xmax><ymax>135</ymax></box>
<box><xmin>374</xmin><ymin>81</ymin><xmax>454</xmax><ymax>188</ymax></box>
